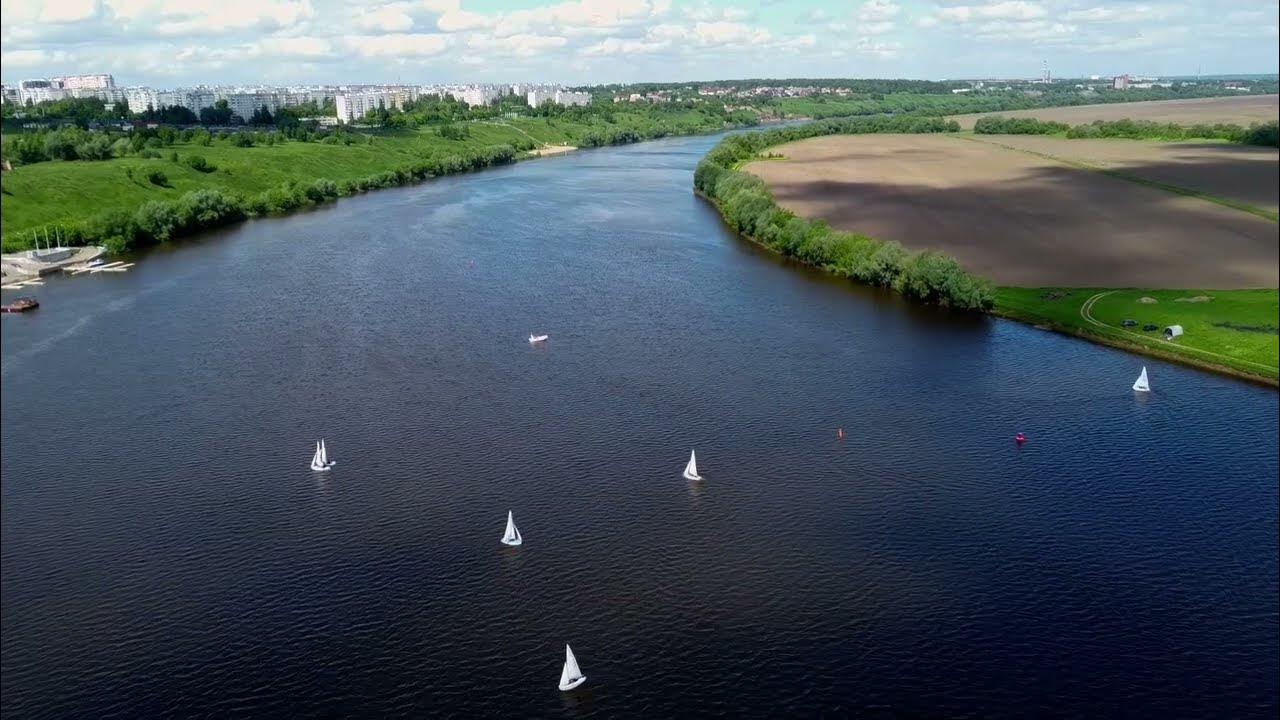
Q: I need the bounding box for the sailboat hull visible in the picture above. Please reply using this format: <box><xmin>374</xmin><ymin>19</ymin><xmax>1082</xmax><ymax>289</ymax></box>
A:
<box><xmin>310</xmin><ymin>464</ymin><xmax>330</xmax><ymax>472</ymax></box>
<box><xmin>683</xmin><ymin>470</ymin><xmax>702</xmax><ymax>481</ymax></box>
<box><xmin>558</xmin><ymin>676</ymin><xmax>586</xmax><ymax>691</ymax></box>
<box><xmin>501</xmin><ymin>537</ymin><xmax>522</xmax><ymax>547</ymax></box>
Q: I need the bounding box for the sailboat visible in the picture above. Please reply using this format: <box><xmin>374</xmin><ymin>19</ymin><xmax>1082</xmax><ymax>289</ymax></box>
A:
<box><xmin>682</xmin><ymin>449</ymin><xmax>703</xmax><ymax>481</ymax></box>
<box><xmin>558</xmin><ymin>644</ymin><xmax>587</xmax><ymax>691</ymax></box>
<box><xmin>1132</xmin><ymin>366</ymin><xmax>1150</xmax><ymax>393</ymax></box>
<box><xmin>501</xmin><ymin>511</ymin><xmax>523</xmax><ymax>546</ymax></box>
<box><xmin>309</xmin><ymin>441</ymin><xmax>330</xmax><ymax>472</ymax></box>
<box><xmin>319</xmin><ymin>439</ymin><xmax>336</xmax><ymax>467</ymax></box>
<box><xmin>529</xmin><ymin>333</ymin><xmax>549</xmax><ymax>343</ymax></box>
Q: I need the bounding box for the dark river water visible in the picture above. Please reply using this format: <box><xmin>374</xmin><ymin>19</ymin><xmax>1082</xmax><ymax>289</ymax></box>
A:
<box><xmin>2</xmin><ymin>133</ymin><xmax>1277</xmax><ymax>719</ymax></box>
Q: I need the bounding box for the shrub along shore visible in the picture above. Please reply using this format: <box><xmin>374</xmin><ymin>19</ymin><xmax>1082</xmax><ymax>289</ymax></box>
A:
<box><xmin>693</xmin><ymin>116</ymin><xmax>995</xmax><ymax>311</ymax></box>
<box><xmin>51</xmin><ymin>144</ymin><xmax>517</xmax><ymax>254</ymax></box>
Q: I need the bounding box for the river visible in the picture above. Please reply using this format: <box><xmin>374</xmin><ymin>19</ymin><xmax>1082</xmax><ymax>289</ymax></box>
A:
<box><xmin>2</xmin><ymin>133</ymin><xmax>1277</xmax><ymax>718</ymax></box>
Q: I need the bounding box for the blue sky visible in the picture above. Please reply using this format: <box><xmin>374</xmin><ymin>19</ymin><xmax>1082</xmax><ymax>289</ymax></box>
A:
<box><xmin>1</xmin><ymin>1</ymin><xmax>1277</xmax><ymax>87</ymax></box>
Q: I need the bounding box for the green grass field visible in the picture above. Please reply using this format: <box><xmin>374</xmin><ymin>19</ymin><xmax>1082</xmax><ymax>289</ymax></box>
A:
<box><xmin>0</xmin><ymin>111</ymin><xmax>729</xmax><ymax>249</ymax></box>
<box><xmin>995</xmin><ymin>287</ymin><xmax>1279</xmax><ymax>382</ymax></box>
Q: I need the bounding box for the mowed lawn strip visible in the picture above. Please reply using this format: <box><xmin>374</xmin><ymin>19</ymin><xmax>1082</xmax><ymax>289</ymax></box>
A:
<box><xmin>995</xmin><ymin>288</ymin><xmax>1279</xmax><ymax>382</ymax></box>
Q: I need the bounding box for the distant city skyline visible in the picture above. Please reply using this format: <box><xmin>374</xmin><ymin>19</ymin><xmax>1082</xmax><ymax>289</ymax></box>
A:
<box><xmin>2</xmin><ymin>0</ymin><xmax>1277</xmax><ymax>87</ymax></box>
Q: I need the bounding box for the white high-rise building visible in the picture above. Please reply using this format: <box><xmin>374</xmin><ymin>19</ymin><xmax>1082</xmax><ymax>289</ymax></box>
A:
<box><xmin>453</xmin><ymin>86</ymin><xmax>500</xmax><ymax>107</ymax></box>
<box><xmin>125</xmin><ymin>87</ymin><xmax>159</xmax><ymax>112</ymax></box>
<box><xmin>527</xmin><ymin>88</ymin><xmax>556</xmax><ymax>107</ymax></box>
<box><xmin>334</xmin><ymin>88</ymin><xmax>418</xmax><ymax>123</ymax></box>
<box><xmin>218</xmin><ymin>93</ymin><xmax>281</xmax><ymax>120</ymax></box>
<box><xmin>51</xmin><ymin>74</ymin><xmax>115</xmax><ymax>90</ymax></box>
<box><xmin>554</xmin><ymin>89</ymin><xmax>591</xmax><ymax>107</ymax></box>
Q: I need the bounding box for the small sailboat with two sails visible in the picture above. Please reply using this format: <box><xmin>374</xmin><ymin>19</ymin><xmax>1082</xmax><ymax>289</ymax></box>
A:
<box><xmin>529</xmin><ymin>333</ymin><xmax>549</xmax><ymax>343</ymax></box>
<box><xmin>682</xmin><ymin>449</ymin><xmax>703</xmax><ymax>481</ymax></box>
<box><xmin>558</xmin><ymin>644</ymin><xmax>587</xmax><ymax>691</ymax></box>
<box><xmin>309</xmin><ymin>440</ymin><xmax>336</xmax><ymax>471</ymax></box>
<box><xmin>501</xmin><ymin>511</ymin><xmax>523</xmax><ymax>546</ymax></box>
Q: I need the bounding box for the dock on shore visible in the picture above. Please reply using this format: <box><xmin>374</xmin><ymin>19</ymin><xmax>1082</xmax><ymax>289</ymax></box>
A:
<box><xmin>1</xmin><ymin>246</ymin><xmax>106</xmax><ymax>288</ymax></box>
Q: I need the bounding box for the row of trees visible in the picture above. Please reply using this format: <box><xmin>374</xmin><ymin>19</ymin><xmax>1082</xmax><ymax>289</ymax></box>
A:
<box><xmin>1</xmin><ymin>122</ymin><xmax>361</xmax><ymax>166</ymax></box>
<box><xmin>44</xmin><ymin>145</ymin><xmax>518</xmax><ymax>253</ymax></box>
<box><xmin>973</xmin><ymin>116</ymin><xmax>1280</xmax><ymax>146</ymax></box>
<box><xmin>3</xmin><ymin>96</ymin><xmax>337</xmax><ymax>128</ymax></box>
<box><xmin>694</xmin><ymin>116</ymin><xmax>994</xmax><ymax>312</ymax></box>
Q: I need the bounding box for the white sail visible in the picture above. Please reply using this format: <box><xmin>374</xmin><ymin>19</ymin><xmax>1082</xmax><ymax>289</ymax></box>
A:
<box><xmin>320</xmin><ymin>439</ymin><xmax>335</xmax><ymax>466</ymax></box>
<box><xmin>558</xmin><ymin>644</ymin><xmax>586</xmax><ymax>691</ymax></box>
<box><xmin>501</xmin><ymin>511</ymin><xmax>523</xmax><ymax>546</ymax></box>
<box><xmin>310</xmin><ymin>441</ymin><xmax>329</xmax><ymax>472</ymax></box>
<box><xmin>682</xmin><ymin>449</ymin><xmax>701</xmax><ymax>480</ymax></box>
<box><xmin>1133</xmin><ymin>366</ymin><xmax>1150</xmax><ymax>392</ymax></box>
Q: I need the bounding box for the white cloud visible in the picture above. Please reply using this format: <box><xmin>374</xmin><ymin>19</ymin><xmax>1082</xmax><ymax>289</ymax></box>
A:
<box><xmin>1</xmin><ymin>48</ymin><xmax>74</xmax><ymax>67</ymax></box>
<box><xmin>937</xmin><ymin>1</ymin><xmax>1047</xmax><ymax>22</ymax></box>
<box><xmin>424</xmin><ymin>0</ymin><xmax>493</xmax><ymax>32</ymax></box>
<box><xmin>855</xmin><ymin>37</ymin><xmax>902</xmax><ymax>59</ymax></box>
<box><xmin>467</xmin><ymin>32</ymin><xmax>569</xmax><ymax>57</ymax></box>
<box><xmin>1063</xmin><ymin>4</ymin><xmax>1172</xmax><ymax>23</ymax></box>
<box><xmin>972</xmin><ymin>19</ymin><xmax>1075</xmax><ymax>41</ymax></box>
<box><xmin>580</xmin><ymin>36</ymin><xmax>667</xmax><ymax>55</ymax></box>
<box><xmin>491</xmin><ymin>0</ymin><xmax>667</xmax><ymax>37</ymax></box>
<box><xmin>255</xmin><ymin>35</ymin><xmax>333</xmax><ymax>57</ymax></box>
<box><xmin>691</xmin><ymin>20</ymin><xmax>771</xmax><ymax>46</ymax></box>
<box><xmin>1</xmin><ymin>0</ymin><xmax>1276</xmax><ymax>88</ymax></box>
<box><xmin>683</xmin><ymin>3</ymin><xmax>751</xmax><ymax>22</ymax></box>
<box><xmin>353</xmin><ymin>3</ymin><xmax>415</xmax><ymax>32</ymax></box>
<box><xmin>153</xmin><ymin>0</ymin><xmax>315</xmax><ymax>35</ymax></box>
<box><xmin>857</xmin><ymin>0</ymin><xmax>900</xmax><ymax>22</ymax></box>
<box><xmin>40</xmin><ymin>0</ymin><xmax>98</xmax><ymax>23</ymax></box>
<box><xmin>343</xmin><ymin>32</ymin><xmax>451</xmax><ymax>57</ymax></box>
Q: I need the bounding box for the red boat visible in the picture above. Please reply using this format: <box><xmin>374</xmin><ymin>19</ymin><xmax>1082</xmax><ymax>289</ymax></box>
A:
<box><xmin>1</xmin><ymin>297</ymin><xmax>39</xmax><ymax>313</ymax></box>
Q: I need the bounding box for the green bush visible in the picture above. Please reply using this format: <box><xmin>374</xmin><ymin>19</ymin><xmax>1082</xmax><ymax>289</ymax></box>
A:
<box><xmin>134</xmin><ymin>200</ymin><xmax>179</xmax><ymax>242</ymax></box>
<box><xmin>186</xmin><ymin>154</ymin><xmax>214</xmax><ymax>172</ymax></box>
<box><xmin>974</xmin><ymin>116</ymin><xmax>1069</xmax><ymax>135</ymax></box>
<box><xmin>1242</xmin><ymin>121</ymin><xmax>1279</xmax><ymax>147</ymax></box>
<box><xmin>145</xmin><ymin>169</ymin><xmax>168</xmax><ymax>186</ymax></box>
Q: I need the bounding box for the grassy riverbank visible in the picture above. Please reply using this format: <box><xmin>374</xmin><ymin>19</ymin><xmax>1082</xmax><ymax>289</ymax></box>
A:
<box><xmin>1</xmin><ymin>110</ymin><xmax>742</xmax><ymax>251</ymax></box>
<box><xmin>695</xmin><ymin>118</ymin><xmax>1279</xmax><ymax>384</ymax></box>
<box><xmin>995</xmin><ymin>288</ymin><xmax>1279</xmax><ymax>384</ymax></box>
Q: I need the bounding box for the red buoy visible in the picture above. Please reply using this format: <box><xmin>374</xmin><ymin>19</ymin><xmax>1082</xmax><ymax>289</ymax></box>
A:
<box><xmin>837</xmin><ymin>428</ymin><xmax>844</xmax><ymax>440</ymax></box>
<box><xmin>1015</xmin><ymin>432</ymin><xmax>1026</xmax><ymax>444</ymax></box>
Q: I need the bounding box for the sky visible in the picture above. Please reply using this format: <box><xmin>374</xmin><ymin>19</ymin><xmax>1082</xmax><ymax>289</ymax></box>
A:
<box><xmin>1</xmin><ymin>0</ymin><xmax>1277</xmax><ymax>87</ymax></box>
